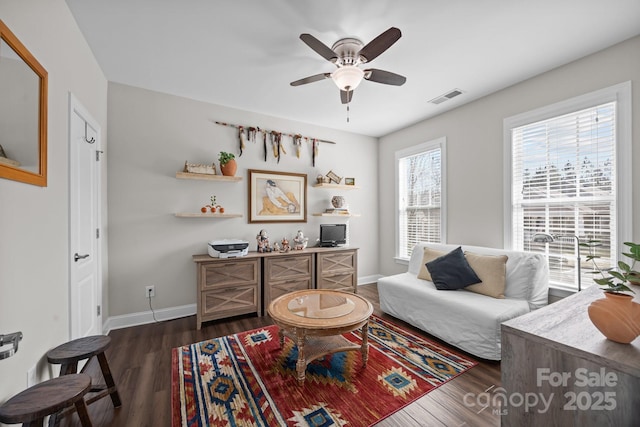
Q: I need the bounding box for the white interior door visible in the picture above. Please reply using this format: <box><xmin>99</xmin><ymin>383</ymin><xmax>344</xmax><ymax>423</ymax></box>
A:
<box><xmin>69</xmin><ymin>94</ymin><xmax>102</xmax><ymax>339</ymax></box>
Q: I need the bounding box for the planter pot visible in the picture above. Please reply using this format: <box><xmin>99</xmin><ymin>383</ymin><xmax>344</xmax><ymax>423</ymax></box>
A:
<box><xmin>220</xmin><ymin>159</ymin><xmax>237</xmax><ymax>176</ymax></box>
<box><xmin>587</xmin><ymin>292</ymin><xmax>640</xmax><ymax>344</ymax></box>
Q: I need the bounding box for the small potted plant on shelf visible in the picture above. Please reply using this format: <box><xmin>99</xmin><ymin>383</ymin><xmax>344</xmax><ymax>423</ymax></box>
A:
<box><xmin>582</xmin><ymin>240</ymin><xmax>640</xmax><ymax>343</ymax></box>
<box><xmin>218</xmin><ymin>152</ymin><xmax>237</xmax><ymax>176</ymax></box>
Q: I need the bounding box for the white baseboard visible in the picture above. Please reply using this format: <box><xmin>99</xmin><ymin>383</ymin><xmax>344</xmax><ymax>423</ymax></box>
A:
<box><xmin>103</xmin><ymin>276</ymin><xmax>382</xmax><ymax>334</ymax></box>
<box><xmin>358</xmin><ymin>274</ymin><xmax>382</xmax><ymax>285</ymax></box>
<box><xmin>103</xmin><ymin>303</ymin><xmax>196</xmax><ymax>335</ymax></box>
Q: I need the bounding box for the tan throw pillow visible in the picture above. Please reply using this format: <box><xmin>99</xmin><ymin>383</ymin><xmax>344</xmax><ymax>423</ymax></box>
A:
<box><xmin>464</xmin><ymin>251</ymin><xmax>508</xmax><ymax>299</ymax></box>
<box><xmin>417</xmin><ymin>247</ymin><xmax>447</xmax><ymax>281</ymax></box>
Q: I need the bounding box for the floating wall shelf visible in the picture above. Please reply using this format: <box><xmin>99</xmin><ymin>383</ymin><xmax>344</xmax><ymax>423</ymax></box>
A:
<box><xmin>311</xmin><ymin>213</ymin><xmax>361</xmax><ymax>218</ymax></box>
<box><xmin>312</xmin><ymin>183</ymin><xmax>359</xmax><ymax>190</ymax></box>
<box><xmin>175</xmin><ymin>213</ymin><xmax>243</xmax><ymax>218</ymax></box>
<box><xmin>176</xmin><ymin>172</ymin><xmax>242</xmax><ymax>182</ymax></box>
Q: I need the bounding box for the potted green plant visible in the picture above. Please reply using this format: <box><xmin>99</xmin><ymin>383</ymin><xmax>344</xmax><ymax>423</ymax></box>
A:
<box><xmin>582</xmin><ymin>240</ymin><xmax>640</xmax><ymax>343</ymax></box>
<box><xmin>218</xmin><ymin>152</ymin><xmax>237</xmax><ymax>176</ymax></box>
<box><xmin>583</xmin><ymin>241</ymin><xmax>640</xmax><ymax>294</ymax></box>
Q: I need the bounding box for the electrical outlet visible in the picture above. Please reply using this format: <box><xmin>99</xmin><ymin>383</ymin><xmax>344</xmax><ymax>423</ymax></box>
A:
<box><xmin>145</xmin><ymin>285</ymin><xmax>155</xmax><ymax>298</ymax></box>
<box><xmin>27</xmin><ymin>364</ymin><xmax>37</xmax><ymax>387</ymax></box>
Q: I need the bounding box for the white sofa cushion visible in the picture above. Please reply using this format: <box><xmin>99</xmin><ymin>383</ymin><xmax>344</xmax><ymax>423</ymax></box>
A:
<box><xmin>378</xmin><ymin>272</ymin><xmax>531</xmax><ymax>360</ymax></box>
<box><xmin>379</xmin><ymin>242</ymin><xmax>549</xmax><ymax>360</ymax></box>
<box><xmin>408</xmin><ymin>243</ymin><xmax>549</xmax><ymax>310</ymax></box>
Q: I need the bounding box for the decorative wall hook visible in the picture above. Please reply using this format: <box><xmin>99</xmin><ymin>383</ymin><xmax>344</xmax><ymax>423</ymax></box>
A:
<box><xmin>85</xmin><ymin>122</ymin><xmax>95</xmax><ymax>144</ymax></box>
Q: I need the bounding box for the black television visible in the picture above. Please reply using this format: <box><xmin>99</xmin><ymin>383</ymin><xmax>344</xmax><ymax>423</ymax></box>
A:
<box><xmin>319</xmin><ymin>224</ymin><xmax>347</xmax><ymax>247</ymax></box>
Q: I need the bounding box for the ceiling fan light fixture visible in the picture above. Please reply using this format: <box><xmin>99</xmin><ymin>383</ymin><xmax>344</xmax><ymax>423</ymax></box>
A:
<box><xmin>331</xmin><ymin>66</ymin><xmax>364</xmax><ymax>91</ymax></box>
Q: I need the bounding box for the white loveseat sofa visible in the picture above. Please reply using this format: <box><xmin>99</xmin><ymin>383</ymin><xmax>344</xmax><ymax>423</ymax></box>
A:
<box><xmin>378</xmin><ymin>243</ymin><xmax>549</xmax><ymax>360</ymax></box>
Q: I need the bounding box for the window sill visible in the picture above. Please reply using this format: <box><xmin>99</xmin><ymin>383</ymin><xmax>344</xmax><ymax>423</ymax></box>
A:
<box><xmin>394</xmin><ymin>257</ymin><xmax>409</xmax><ymax>266</ymax></box>
<box><xmin>548</xmin><ymin>286</ymin><xmax>576</xmax><ymax>300</ymax></box>
<box><xmin>548</xmin><ymin>283</ymin><xmax>596</xmax><ymax>300</ymax></box>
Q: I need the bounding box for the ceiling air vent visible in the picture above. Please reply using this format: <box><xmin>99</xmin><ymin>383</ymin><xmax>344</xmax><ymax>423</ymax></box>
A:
<box><xmin>429</xmin><ymin>88</ymin><xmax>464</xmax><ymax>105</ymax></box>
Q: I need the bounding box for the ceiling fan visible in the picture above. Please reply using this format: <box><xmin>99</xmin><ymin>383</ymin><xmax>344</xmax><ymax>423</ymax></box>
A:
<box><xmin>290</xmin><ymin>27</ymin><xmax>406</xmax><ymax>104</ymax></box>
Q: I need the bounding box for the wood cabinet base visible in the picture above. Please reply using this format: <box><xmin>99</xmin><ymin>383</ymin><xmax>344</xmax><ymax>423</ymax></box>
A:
<box><xmin>193</xmin><ymin>247</ymin><xmax>358</xmax><ymax>329</ymax></box>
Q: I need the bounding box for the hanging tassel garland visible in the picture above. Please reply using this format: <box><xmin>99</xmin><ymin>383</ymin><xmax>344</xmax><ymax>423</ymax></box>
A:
<box><xmin>212</xmin><ymin>120</ymin><xmax>334</xmax><ymax>166</ymax></box>
<box><xmin>312</xmin><ymin>138</ymin><xmax>317</xmax><ymax>167</ymax></box>
<box><xmin>279</xmin><ymin>133</ymin><xmax>286</xmax><ymax>157</ymax></box>
<box><xmin>293</xmin><ymin>134</ymin><xmax>302</xmax><ymax>158</ymax></box>
<box><xmin>238</xmin><ymin>126</ymin><xmax>245</xmax><ymax>156</ymax></box>
<box><xmin>248</xmin><ymin>127</ymin><xmax>257</xmax><ymax>143</ymax></box>
<box><xmin>262</xmin><ymin>129</ymin><xmax>268</xmax><ymax>162</ymax></box>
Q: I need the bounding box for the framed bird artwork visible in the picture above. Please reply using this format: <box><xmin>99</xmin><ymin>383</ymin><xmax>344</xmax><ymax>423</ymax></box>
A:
<box><xmin>248</xmin><ymin>170</ymin><xmax>307</xmax><ymax>223</ymax></box>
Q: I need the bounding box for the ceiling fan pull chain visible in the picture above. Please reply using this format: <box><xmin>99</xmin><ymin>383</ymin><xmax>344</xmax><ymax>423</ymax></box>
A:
<box><xmin>347</xmin><ymin>103</ymin><xmax>350</xmax><ymax>123</ymax></box>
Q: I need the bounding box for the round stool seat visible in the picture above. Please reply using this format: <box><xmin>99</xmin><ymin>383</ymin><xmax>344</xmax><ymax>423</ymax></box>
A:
<box><xmin>0</xmin><ymin>374</ymin><xmax>91</xmax><ymax>425</ymax></box>
<box><xmin>47</xmin><ymin>335</ymin><xmax>111</xmax><ymax>364</ymax></box>
<box><xmin>46</xmin><ymin>334</ymin><xmax>121</xmax><ymax>424</ymax></box>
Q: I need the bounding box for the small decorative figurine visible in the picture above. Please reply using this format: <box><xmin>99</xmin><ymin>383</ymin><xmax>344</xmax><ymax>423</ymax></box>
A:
<box><xmin>273</xmin><ymin>241</ymin><xmax>281</xmax><ymax>252</ymax></box>
<box><xmin>256</xmin><ymin>229</ymin><xmax>272</xmax><ymax>253</ymax></box>
<box><xmin>281</xmin><ymin>237</ymin><xmax>291</xmax><ymax>252</ymax></box>
<box><xmin>293</xmin><ymin>230</ymin><xmax>308</xmax><ymax>250</ymax></box>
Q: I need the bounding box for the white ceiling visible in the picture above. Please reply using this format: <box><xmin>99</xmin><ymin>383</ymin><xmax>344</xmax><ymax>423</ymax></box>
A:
<box><xmin>65</xmin><ymin>0</ymin><xmax>640</xmax><ymax>137</ymax></box>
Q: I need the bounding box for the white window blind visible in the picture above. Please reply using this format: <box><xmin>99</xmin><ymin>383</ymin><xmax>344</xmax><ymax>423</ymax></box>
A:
<box><xmin>397</xmin><ymin>140</ymin><xmax>444</xmax><ymax>260</ymax></box>
<box><xmin>511</xmin><ymin>102</ymin><xmax>617</xmax><ymax>290</ymax></box>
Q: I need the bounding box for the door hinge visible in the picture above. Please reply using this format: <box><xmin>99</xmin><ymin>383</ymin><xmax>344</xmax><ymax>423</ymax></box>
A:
<box><xmin>97</xmin><ymin>305</ymin><xmax>101</xmax><ymax>316</ymax></box>
<box><xmin>96</xmin><ymin>228</ymin><xmax>100</xmax><ymax>239</ymax></box>
<box><xmin>96</xmin><ymin>150</ymin><xmax>104</xmax><ymax>161</ymax></box>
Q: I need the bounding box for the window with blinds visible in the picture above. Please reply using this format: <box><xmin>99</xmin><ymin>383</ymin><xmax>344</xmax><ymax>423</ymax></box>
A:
<box><xmin>511</xmin><ymin>102</ymin><xmax>617</xmax><ymax>290</ymax></box>
<box><xmin>396</xmin><ymin>138</ymin><xmax>445</xmax><ymax>260</ymax></box>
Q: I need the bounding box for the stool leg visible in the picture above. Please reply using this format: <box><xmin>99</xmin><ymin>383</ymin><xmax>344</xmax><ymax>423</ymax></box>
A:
<box><xmin>47</xmin><ymin>411</ymin><xmax>60</xmax><ymax>427</ymax></box>
<box><xmin>60</xmin><ymin>362</ymin><xmax>78</xmax><ymax>376</ymax></box>
<box><xmin>73</xmin><ymin>400</ymin><xmax>93</xmax><ymax>427</ymax></box>
<box><xmin>97</xmin><ymin>353</ymin><xmax>121</xmax><ymax>407</ymax></box>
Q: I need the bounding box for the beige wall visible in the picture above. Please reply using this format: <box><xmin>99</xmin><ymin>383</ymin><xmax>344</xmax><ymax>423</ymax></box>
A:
<box><xmin>0</xmin><ymin>0</ymin><xmax>107</xmax><ymax>402</ymax></box>
<box><xmin>378</xmin><ymin>35</ymin><xmax>640</xmax><ymax>276</ymax></box>
<box><xmin>106</xmin><ymin>83</ymin><xmax>379</xmax><ymax>319</ymax></box>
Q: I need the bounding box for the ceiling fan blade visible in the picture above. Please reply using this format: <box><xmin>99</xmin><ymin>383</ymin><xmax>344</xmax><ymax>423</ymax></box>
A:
<box><xmin>290</xmin><ymin>73</ymin><xmax>331</xmax><ymax>86</ymax></box>
<box><xmin>340</xmin><ymin>90</ymin><xmax>353</xmax><ymax>104</ymax></box>
<box><xmin>358</xmin><ymin>27</ymin><xmax>402</xmax><ymax>63</ymax></box>
<box><xmin>300</xmin><ymin>34</ymin><xmax>338</xmax><ymax>62</ymax></box>
<box><xmin>364</xmin><ymin>69</ymin><xmax>406</xmax><ymax>86</ymax></box>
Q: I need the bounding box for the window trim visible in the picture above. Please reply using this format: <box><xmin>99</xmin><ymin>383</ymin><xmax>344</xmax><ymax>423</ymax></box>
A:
<box><xmin>394</xmin><ymin>137</ymin><xmax>447</xmax><ymax>262</ymax></box>
<box><xmin>503</xmin><ymin>81</ymin><xmax>632</xmax><ymax>286</ymax></box>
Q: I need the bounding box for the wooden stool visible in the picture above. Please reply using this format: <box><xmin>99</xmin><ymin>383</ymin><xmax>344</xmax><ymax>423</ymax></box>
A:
<box><xmin>47</xmin><ymin>335</ymin><xmax>121</xmax><ymax>425</ymax></box>
<box><xmin>0</xmin><ymin>373</ymin><xmax>93</xmax><ymax>426</ymax></box>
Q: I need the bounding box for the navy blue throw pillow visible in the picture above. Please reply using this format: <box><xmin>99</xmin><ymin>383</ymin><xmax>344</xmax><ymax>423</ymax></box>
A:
<box><xmin>425</xmin><ymin>247</ymin><xmax>482</xmax><ymax>290</ymax></box>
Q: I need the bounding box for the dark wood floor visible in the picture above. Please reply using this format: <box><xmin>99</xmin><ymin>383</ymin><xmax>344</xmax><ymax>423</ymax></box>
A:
<box><xmin>59</xmin><ymin>283</ymin><xmax>501</xmax><ymax>426</ymax></box>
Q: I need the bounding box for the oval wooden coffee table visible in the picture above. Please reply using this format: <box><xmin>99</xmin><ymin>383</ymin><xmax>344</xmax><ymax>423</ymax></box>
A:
<box><xmin>268</xmin><ymin>289</ymin><xmax>373</xmax><ymax>385</ymax></box>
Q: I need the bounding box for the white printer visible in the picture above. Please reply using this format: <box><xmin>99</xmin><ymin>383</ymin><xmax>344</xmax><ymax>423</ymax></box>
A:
<box><xmin>207</xmin><ymin>239</ymin><xmax>249</xmax><ymax>258</ymax></box>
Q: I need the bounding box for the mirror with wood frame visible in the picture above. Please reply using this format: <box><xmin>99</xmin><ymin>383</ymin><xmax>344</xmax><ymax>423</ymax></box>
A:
<box><xmin>0</xmin><ymin>19</ymin><xmax>48</xmax><ymax>186</ymax></box>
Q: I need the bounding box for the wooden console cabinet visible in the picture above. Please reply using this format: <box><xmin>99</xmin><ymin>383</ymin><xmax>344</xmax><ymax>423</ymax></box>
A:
<box><xmin>501</xmin><ymin>284</ymin><xmax>640</xmax><ymax>426</ymax></box>
<box><xmin>193</xmin><ymin>247</ymin><xmax>357</xmax><ymax>329</ymax></box>
<box><xmin>317</xmin><ymin>249</ymin><xmax>358</xmax><ymax>292</ymax></box>
<box><xmin>263</xmin><ymin>252</ymin><xmax>314</xmax><ymax>306</ymax></box>
<box><xmin>195</xmin><ymin>257</ymin><xmax>261</xmax><ymax>329</ymax></box>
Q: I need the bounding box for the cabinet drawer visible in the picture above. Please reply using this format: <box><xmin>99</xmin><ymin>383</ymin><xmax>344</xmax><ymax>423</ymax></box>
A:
<box><xmin>317</xmin><ymin>273</ymin><xmax>356</xmax><ymax>292</ymax></box>
<box><xmin>201</xmin><ymin>259</ymin><xmax>259</xmax><ymax>290</ymax></box>
<box><xmin>264</xmin><ymin>254</ymin><xmax>313</xmax><ymax>281</ymax></box>
<box><xmin>265</xmin><ymin>278</ymin><xmax>312</xmax><ymax>306</ymax></box>
<box><xmin>201</xmin><ymin>285</ymin><xmax>259</xmax><ymax>318</ymax></box>
<box><xmin>317</xmin><ymin>251</ymin><xmax>356</xmax><ymax>275</ymax></box>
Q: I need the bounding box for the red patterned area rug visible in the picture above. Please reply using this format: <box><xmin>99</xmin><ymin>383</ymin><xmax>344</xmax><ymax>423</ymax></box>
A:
<box><xmin>171</xmin><ymin>315</ymin><xmax>477</xmax><ymax>426</ymax></box>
